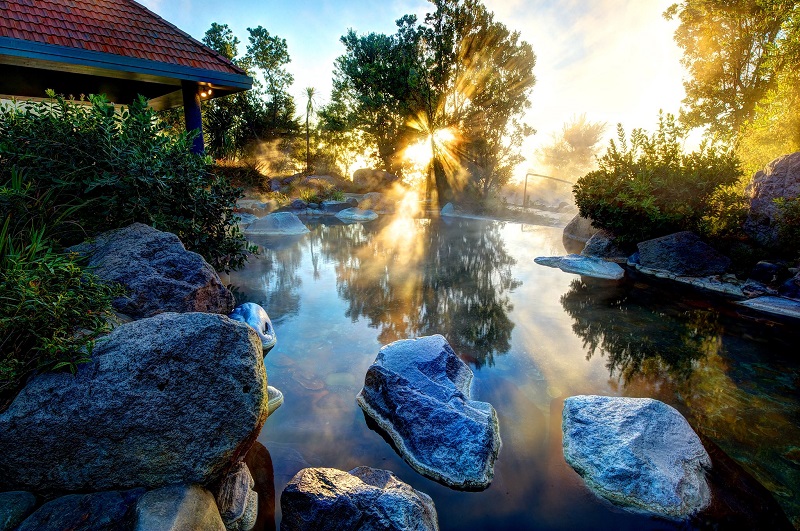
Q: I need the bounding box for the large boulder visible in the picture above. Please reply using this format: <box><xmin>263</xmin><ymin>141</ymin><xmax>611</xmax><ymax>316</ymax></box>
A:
<box><xmin>356</xmin><ymin>335</ymin><xmax>501</xmax><ymax>489</ymax></box>
<box><xmin>243</xmin><ymin>212</ymin><xmax>310</xmax><ymax>235</ymax></box>
<box><xmin>352</xmin><ymin>169</ymin><xmax>400</xmax><ymax>190</ymax></box>
<box><xmin>581</xmin><ymin>229</ymin><xmax>628</xmax><ymax>263</ymax></box>
<box><xmin>534</xmin><ymin>254</ymin><xmax>625</xmax><ymax>280</ymax></box>
<box><xmin>17</xmin><ymin>489</ymin><xmax>145</xmax><ymax>531</ymax></box>
<box><xmin>135</xmin><ymin>485</ymin><xmax>224</xmax><ymax>531</ymax></box>
<box><xmin>0</xmin><ymin>312</ymin><xmax>269</xmax><ymax>492</ymax></box>
<box><xmin>70</xmin><ymin>223</ymin><xmax>234</xmax><ymax>319</ymax></box>
<box><xmin>563</xmin><ymin>215</ymin><xmax>599</xmax><ymax>254</ymax></box>
<box><xmin>637</xmin><ymin>231</ymin><xmax>730</xmax><ymax>277</ymax></box>
<box><xmin>562</xmin><ymin>395</ymin><xmax>711</xmax><ymax>518</ymax></box>
<box><xmin>0</xmin><ymin>491</ymin><xmax>37</xmax><ymax>530</ymax></box>
<box><xmin>280</xmin><ymin>467</ymin><xmax>438</xmax><ymax>531</ymax></box>
<box><xmin>744</xmin><ymin>152</ymin><xmax>800</xmax><ymax>246</ymax></box>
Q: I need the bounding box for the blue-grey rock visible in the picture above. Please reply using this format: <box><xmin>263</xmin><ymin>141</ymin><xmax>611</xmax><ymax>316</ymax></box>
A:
<box><xmin>346</xmin><ymin>197</ymin><xmax>359</xmax><ymax>207</ymax></box>
<box><xmin>562</xmin><ymin>395</ymin><xmax>711</xmax><ymax>518</ymax></box>
<box><xmin>581</xmin><ymin>230</ymin><xmax>628</xmax><ymax>263</ymax></box>
<box><xmin>440</xmin><ymin>202</ymin><xmax>458</xmax><ymax>217</ymax></box>
<box><xmin>215</xmin><ymin>463</ymin><xmax>257</xmax><ymax>531</ymax></box>
<box><xmin>321</xmin><ymin>200</ymin><xmax>351</xmax><ymax>213</ymax></box>
<box><xmin>267</xmin><ymin>386</ymin><xmax>284</xmax><ymax>416</ymax></box>
<box><xmin>243</xmin><ymin>213</ymin><xmax>310</xmax><ymax>235</ymax></box>
<box><xmin>737</xmin><ymin>296</ymin><xmax>800</xmax><ymax>319</ymax></box>
<box><xmin>534</xmin><ymin>254</ymin><xmax>625</xmax><ymax>280</ymax></box>
<box><xmin>135</xmin><ymin>484</ymin><xmax>224</xmax><ymax>531</ymax></box>
<box><xmin>280</xmin><ymin>467</ymin><xmax>438</xmax><ymax>531</ymax></box>
<box><xmin>230</xmin><ymin>302</ymin><xmax>277</xmax><ymax>352</ymax></box>
<box><xmin>335</xmin><ymin>208</ymin><xmax>378</xmax><ymax>222</ymax></box>
<box><xmin>290</xmin><ymin>199</ymin><xmax>308</xmax><ymax>210</ymax></box>
<box><xmin>69</xmin><ymin>223</ymin><xmax>234</xmax><ymax>319</ymax></box>
<box><xmin>17</xmin><ymin>489</ymin><xmax>144</xmax><ymax>531</ymax></box>
<box><xmin>356</xmin><ymin>335</ymin><xmax>501</xmax><ymax>489</ymax></box>
<box><xmin>637</xmin><ymin>231</ymin><xmax>730</xmax><ymax>276</ymax></box>
<box><xmin>0</xmin><ymin>491</ymin><xmax>37</xmax><ymax>530</ymax></box>
<box><xmin>307</xmin><ymin>202</ymin><xmax>320</xmax><ymax>210</ymax></box>
<box><xmin>235</xmin><ymin>213</ymin><xmax>258</xmax><ymax>228</ymax></box>
<box><xmin>779</xmin><ymin>272</ymin><xmax>800</xmax><ymax>299</ymax></box>
<box><xmin>0</xmin><ymin>313</ymin><xmax>268</xmax><ymax>492</ymax></box>
<box><xmin>748</xmin><ymin>261</ymin><xmax>790</xmax><ymax>285</ymax></box>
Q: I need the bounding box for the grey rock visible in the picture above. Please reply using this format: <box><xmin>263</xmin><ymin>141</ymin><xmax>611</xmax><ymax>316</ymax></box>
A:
<box><xmin>562</xmin><ymin>395</ymin><xmax>711</xmax><ymax>517</ymax></box>
<box><xmin>748</xmin><ymin>261</ymin><xmax>790</xmax><ymax>285</ymax></box>
<box><xmin>335</xmin><ymin>208</ymin><xmax>378</xmax><ymax>222</ymax></box>
<box><xmin>737</xmin><ymin>296</ymin><xmax>800</xmax><ymax>319</ymax></box>
<box><xmin>779</xmin><ymin>272</ymin><xmax>800</xmax><ymax>299</ymax></box>
<box><xmin>534</xmin><ymin>254</ymin><xmax>625</xmax><ymax>280</ymax></box>
<box><xmin>216</xmin><ymin>463</ymin><xmax>257</xmax><ymax>530</ymax></box>
<box><xmin>358</xmin><ymin>192</ymin><xmax>391</xmax><ymax>213</ymax></box>
<box><xmin>267</xmin><ymin>386</ymin><xmax>284</xmax><ymax>416</ymax></box>
<box><xmin>0</xmin><ymin>491</ymin><xmax>37</xmax><ymax>530</ymax></box>
<box><xmin>0</xmin><ymin>313</ymin><xmax>268</xmax><ymax>492</ymax></box>
<box><xmin>631</xmin><ymin>262</ymin><xmax>746</xmax><ymax>297</ymax></box>
<box><xmin>69</xmin><ymin>223</ymin><xmax>234</xmax><ymax>319</ymax></box>
<box><xmin>135</xmin><ymin>484</ymin><xmax>224</xmax><ymax>531</ymax></box>
<box><xmin>290</xmin><ymin>199</ymin><xmax>308</xmax><ymax>210</ymax></box>
<box><xmin>307</xmin><ymin>202</ymin><xmax>320</xmax><ymax>210</ymax></box>
<box><xmin>744</xmin><ymin>152</ymin><xmax>800</xmax><ymax>246</ymax></box>
<box><xmin>352</xmin><ymin>169</ymin><xmax>400</xmax><ymax>190</ymax></box>
<box><xmin>346</xmin><ymin>197</ymin><xmax>359</xmax><ymax>207</ymax></box>
<box><xmin>17</xmin><ymin>489</ymin><xmax>145</xmax><ymax>531</ymax></box>
<box><xmin>321</xmin><ymin>200</ymin><xmax>351</xmax><ymax>213</ymax></box>
<box><xmin>244</xmin><ymin>213</ymin><xmax>310</xmax><ymax>235</ymax></box>
<box><xmin>235</xmin><ymin>213</ymin><xmax>258</xmax><ymax>228</ymax></box>
<box><xmin>230</xmin><ymin>302</ymin><xmax>277</xmax><ymax>352</ymax></box>
<box><xmin>357</xmin><ymin>335</ymin><xmax>501</xmax><ymax>489</ymax></box>
<box><xmin>637</xmin><ymin>231</ymin><xmax>730</xmax><ymax>276</ymax></box>
<box><xmin>563</xmin><ymin>215</ymin><xmax>599</xmax><ymax>253</ymax></box>
<box><xmin>742</xmin><ymin>279</ymin><xmax>778</xmax><ymax>298</ymax></box>
<box><xmin>581</xmin><ymin>230</ymin><xmax>628</xmax><ymax>263</ymax></box>
<box><xmin>280</xmin><ymin>467</ymin><xmax>438</xmax><ymax>531</ymax></box>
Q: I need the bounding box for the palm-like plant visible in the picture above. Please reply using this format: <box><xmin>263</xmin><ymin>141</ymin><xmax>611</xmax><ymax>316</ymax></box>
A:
<box><xmin>305</xmin><ymin>87</ymin><xmax>316</xmax><ymax>174</ymax></box>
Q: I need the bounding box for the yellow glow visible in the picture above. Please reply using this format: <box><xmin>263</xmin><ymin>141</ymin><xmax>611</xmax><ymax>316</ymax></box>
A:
<box><xmin>433</xmin><ymin>128</ymin><xmax>455</xmax><ymax>144</ymax></box>
<box><xmin>403</xmin><ymin>140</ymin><xmax>433</xmax><ymax>167</ymax></box>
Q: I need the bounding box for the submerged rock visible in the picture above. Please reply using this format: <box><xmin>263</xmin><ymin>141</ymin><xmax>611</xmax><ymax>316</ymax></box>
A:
<box><xmin>562</xmin><ymin>395</ymin><xmax>711</xmax><ymax>518</ymax></box>
<box><xmin>744</xmin><ymin>152</ymin><xmax>800</xmax><ymax>246</ymax></box>
<box><xmin>230</xmin><ymin>302</ymin><xmax>277</xmax><ymax>352</ymax></box>
<box><xmin>0</xmin><ymin>313</ymin><xmax>269</xmax><ymax>492</ymax></box>
<box><xmin>280</xmin><ymin>467</ymin><xmax>438</xmax><ymax>531</ymax></box>
<box><xmin>357</xmin><ymin>335</ymin><xmax>501</xmax><ymax>489</ymax></box>
<box><xmin>135</xmin><ymin>485</ymin><xmax>224</xmax><ymax>531</ymax></box>
<box><xmin>244</xmin><ymin>212</ymin><xmax>310</xmax><ymax>235</ymax></box>
<box><xmin>534</xmin><ymin>254</ymin><xmax>625</xmax><ymax>280</ymax></box>
<box><xmin>637</xmin><ymin>231</ymin><xmax>730</xmax><ymax>277</ymax></box>
<box><xmin>69</xmin><ymin>223</ymin><xmax>234</xmax><ymax>319</ymax></box>
<box><xmin>17</xmin><ymin>489</ymin><xmax>145</xmax><ymax>531</ymax></box>
<box><xmin>0</xmin><ymin>491</ymin><xmax>37</xmax><ymax>530</ymax></box>
<box><xmin>737</xmin><ymin>296</ymin><xmax>800</xmax><ymax>319</ymax></box>
<box><xmin>335</xmin><ymin>207</ymin><xmax>378</xmax><ymax>222</ymax></box>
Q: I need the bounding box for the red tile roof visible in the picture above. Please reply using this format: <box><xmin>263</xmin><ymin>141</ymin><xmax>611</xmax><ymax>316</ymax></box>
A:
<box><xmin>0</xmin><ymin>0</ymin><xmax>246</xmax><ymax>76</ymax></box>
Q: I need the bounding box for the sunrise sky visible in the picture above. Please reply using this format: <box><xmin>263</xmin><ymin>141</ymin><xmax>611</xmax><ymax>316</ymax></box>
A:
<box><xmin>139</xmin><ymin>0</ymin><xmax>688</xmax><ymax>176</ymax></box>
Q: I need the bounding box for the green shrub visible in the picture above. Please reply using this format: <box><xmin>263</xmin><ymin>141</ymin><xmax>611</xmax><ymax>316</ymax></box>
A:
<box><xmin>775</xmin><ymin>197</ymin><xmax>800</xmax><ymax>259</ymax></box>
<box><xmin>573</xmin><ymin>113</ymin><xmax>742</xmax><ymax>244</ymax></box>
<box><xmin>0</xmin><ymin>92</ymin><xmax>254</xmax><ymax>272</ymax></box>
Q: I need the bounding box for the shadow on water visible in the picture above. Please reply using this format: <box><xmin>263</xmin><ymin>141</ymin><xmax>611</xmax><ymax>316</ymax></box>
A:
<box><xmin>315</xmin><ymin>217</ymin><xmax>520</xmax><ymax>368</ymax></box>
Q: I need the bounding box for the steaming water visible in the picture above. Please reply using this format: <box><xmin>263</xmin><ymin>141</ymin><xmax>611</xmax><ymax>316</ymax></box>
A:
<box><xmin>229</xmin><ymin>216</ymin><xmax>800</xmax><ymax>530</ymax></box>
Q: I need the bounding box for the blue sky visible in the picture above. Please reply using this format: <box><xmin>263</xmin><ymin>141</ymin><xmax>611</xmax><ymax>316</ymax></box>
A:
<box><xmin>139</xmin><ymin>0</ymin><xmax>687</xmax><ymax>176</ymax></box>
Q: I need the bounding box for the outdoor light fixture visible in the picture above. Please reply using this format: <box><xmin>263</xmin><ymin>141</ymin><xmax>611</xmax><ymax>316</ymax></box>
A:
<box><xmin>198</xmin><ymin>86</ymin><xmax>213</xmax><ymax>99</ymax></box>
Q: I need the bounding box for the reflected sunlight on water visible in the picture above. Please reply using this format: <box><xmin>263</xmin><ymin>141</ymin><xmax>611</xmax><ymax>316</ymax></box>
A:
<box><xmin>229</xmin><ymin>215</ymin><xmax>800</xmax><ymax>530</ymax></box>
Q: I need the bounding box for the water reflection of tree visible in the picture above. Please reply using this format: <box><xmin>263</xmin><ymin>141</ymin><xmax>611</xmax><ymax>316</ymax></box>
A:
<box><xmin>319</xmin><ymin>217</ymin><xmax>520</xmax><ymax>368</ymax></box>
<box><xmin>560</xmin><ymin>278</ymin><xmax>723</xmax><ymax>384</ymax></box>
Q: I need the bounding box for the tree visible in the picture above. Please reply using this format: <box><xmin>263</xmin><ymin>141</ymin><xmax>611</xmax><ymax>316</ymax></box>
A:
<box><xmin>665</xmin><ymin>0</ymin><xmax>799</xmax><ymax>139</ymax></box>
<box><xmin>203</xmin><ymin>22</ymin><xmax>239</xmax><ymax>61</ymax></box>
<box><xmin>305</xmin><ymin>87</ymin><xmax>316</xmax><ymax>174</ymax></box>
<box><xmin>538</xmin><ymin>114</ymin><xmax>607</xmax><ymax>181</ymax></box>
<box><xmin>246</xmin><ymin>26</ymin><xmax>296</xmax><ymax>131</ymax></box>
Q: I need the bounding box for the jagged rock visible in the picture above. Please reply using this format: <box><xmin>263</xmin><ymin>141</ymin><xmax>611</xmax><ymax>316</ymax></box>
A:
<box><xmin>0</xmin><ymin>491</ymin><xmax>37</xmax><ymax>530</ymax></box>
<box><xmin>0</xmin><ymin>313</ymin><xmax>268</xmax><ymax>492</ymax></box>
<box><xmin>230</xmin><ymin>302</ymin><xmax>277</xmax><ymax>352</ymax></box>
<box><xmin>534</xmin><ymin>255</ymin><xmax>625</xmax><ymax>280</ymax></box>
<box><xmin>357</xmin><ymin>335</ymin><xmax>501</xmax><ymax>489</ymax></box>
<box><xmin>637</xmin><ymin>231</ymin><xmax>730</xmax><ymax>277</ymax></box>
<box><xmin>135</xmin><ymin>485</ymin><xmax>224</xmax><ymax>531</ymax></box>
<box><xmin>69</xmin><ymin>223</ymin><xmax>234</xmax><ymax>319</ymax></box>
<box><xmin>737</xmin><ymin>296</ymin><xmax>800</xmax><ymax>319</ymax></box>
<box><xmin>352</xmin><ymin>169</ymin><xmax>399</xmax><ymax>190</ymax></box>
<box><xmin>320</xmin><ymin>200</ymin><xmax>351</xmax><ymax>213</ymax></box>
<box><xmin>744</xmin><ymin>152</ymin><xmax>800</xmax><ymax>246</ymax></box>
<box><xmin>17</xmin><ymin>489</ymin><xmax>145</xmax><ymax>531</ymax></box>
<box><xmin>280</xmin><ymin>467</ymin><xmax>438</xmax><ymax>531</ymax></box>
<box><xmin>335</xmin><ymin>208</ymin><xmax>378</xmax><ymax>222</ymax></box>
<box><xmin>563</xmin><ymin>215</ymin><xmax>599</xmax><ymax>254</ymax></box>
<box><xmin>243</xmin><ymin>213</ymin><xmax>310</xmax><ymax>235</ymax></box>
<box><xmin>581</xmin><ymin>230</ymin><xmax>628</xmax><ymax>263</ymax></box>
<box><xmin>215</xmin><ymin>463</ymin><xmax>258</xmax><ymax>531</ymax></box>
<box><xmin>562</xmin><ymin>395</ymin><xmax>711</xmax><ymax>518</ymax></box>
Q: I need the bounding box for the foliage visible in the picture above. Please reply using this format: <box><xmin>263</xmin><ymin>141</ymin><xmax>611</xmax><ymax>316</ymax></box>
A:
<box><xmin>538</xmin><ymin>114</ymin><xmax>607</xmax><ymax>181</ymax></box>
<box><xmin>322</xmin><ymin>0</ymin><xmax>536</xmax><ymax>204</ymax></box>
<box><xmin>0</xmin><ymin>93</ymin><xmax>253</xmax><ymax>272</ymax></box>
<box><xmin>775</xmin><ymin>197</ymin><xmax>800</xmax><ymax>258</ymax></box>
<box><xmin>573</xmin><ymin>113</ymin><xmax>742</xmax><ymax>244</ymax></box>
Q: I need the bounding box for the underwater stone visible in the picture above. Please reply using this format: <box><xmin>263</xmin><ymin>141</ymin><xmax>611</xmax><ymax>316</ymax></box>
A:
<box><xmin>335</xmin><ymin>207</ymin><xmax>378</xmax><ymax>222</ymax></box>
<box><xmin>534</xmin><ymin>254</ymin><xmax>625</xmax><ymax>280</ymax></box>
<box><xmin>230</xmin><ymin>302</ymin><xmax>277</xmax><ymax>352</ymax></box>
<box><xmin>280</xmin><ymin>467</ymin><xmax>438</xmax><ymax>531</ymax></box>
<box><xmin>562</xmin><ymin>395</ymin><xmax>711</xmax><ymax>518</ymax></box>
<box><xmin>357</xmin><ymin>335</ymin><xmax>501</xmax><ymax>489</ymax></box>
<box><xmin>244</xmin><ymin>212</ymin><xmax>310</xmax><ymax>235</ymax></box>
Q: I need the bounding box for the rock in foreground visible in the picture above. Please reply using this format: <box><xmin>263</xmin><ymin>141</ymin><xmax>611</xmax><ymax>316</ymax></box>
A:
<box><xmin>0</xmin><ymin>313</ymin><xmax>269</xmax><ymax>492</ymax></box>
<box><xmin>135</xmin><ymin>485</ymin><xmax>224</xmax><ymax>531</ymax></box>
<box><xmin>637</xmin><ymin>231</ymin><xmax>730</xmax><ymax>277</ymax></box>
<box><xmin>244</xmin><ymin>212</ymin><xmax>310</xmax><ymax>235</ymax></box>
<box><xmin>534</xmin><ymin>254</ymin><xmax>625</xmax><ymax>280</ymax></box>
<box><xmin>357</xmin><ymin>335</ymin><xmax>501</xmax><ymax>489</ymax></box>
<box><xmin>562</xmin><ymin>395</ymin><xmax>711</xmax><ymax>518</ymax></box>
<box><xmin>281</xmin><ymin>467</ymin><xmax>438</xmax><ymax>531</ymax></box>
<box><xmin>70</xmin><ymin>223</ymin><xmax>234</xmax><ymax>319</ymax></box>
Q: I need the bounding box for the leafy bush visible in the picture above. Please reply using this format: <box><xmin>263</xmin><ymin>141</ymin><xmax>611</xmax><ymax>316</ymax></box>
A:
<box><xmin>775</xmin><ymin>197</ymin><xmax>800</xmax><ymax>259</ymax></box>
<box><xmin>573</xmin><ymin>113</ymin><xmax>742</xmax><ymax>244</ymax></box>
<box><xmin>0</xmin><ymin>92</ymin><xmax>254</xmax><ymax>272</ymax></box>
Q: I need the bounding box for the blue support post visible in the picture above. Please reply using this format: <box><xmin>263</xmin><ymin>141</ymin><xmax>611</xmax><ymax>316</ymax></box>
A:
<box><xmin>181</xmin><ymin>81</ymin><xmax>204</xmax><ymax>154</ymax></box>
